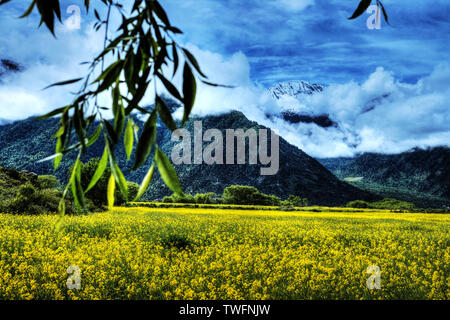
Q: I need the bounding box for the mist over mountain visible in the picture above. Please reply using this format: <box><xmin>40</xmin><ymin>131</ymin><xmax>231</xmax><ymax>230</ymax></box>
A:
<box><xmin>242</xmin><ymin>66</ymin><xmax>450</xmax><ymax>158</ymax></box>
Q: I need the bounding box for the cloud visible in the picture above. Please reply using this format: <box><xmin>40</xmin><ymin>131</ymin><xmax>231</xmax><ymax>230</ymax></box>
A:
<box><xmin>0</xmin><ymin>1</ymin><xmax>125</xmax><ymax>121</ymax></box>
<box><xmin>171</xmin><ymin>45</ymin><xmax>273</xmax><ymax>120</ymax></box>
<box><xmin>172</xmin><ymin>47</ymin><xmax>450</xmax><ymax>158</ymax></box>
<box><xmin>261</xmin><ymin>64</ymin><xmax>450</xmax><ymax>157</ymax></box>
<box><xmin>275</xmin><ymin>0</ymin><xmax>315</xmax><ymax>12</ymax></box>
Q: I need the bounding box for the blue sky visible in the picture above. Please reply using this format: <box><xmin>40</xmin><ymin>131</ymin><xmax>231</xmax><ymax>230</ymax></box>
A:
<box><xmin>0</xmin><ymin>0</ymin><xmax>449</xmax><ymax>157</ymax></box>
<box><xmin>162</xmin><ymin>0</ymin><xmax>450</xmax><ymax>85</ymax></box>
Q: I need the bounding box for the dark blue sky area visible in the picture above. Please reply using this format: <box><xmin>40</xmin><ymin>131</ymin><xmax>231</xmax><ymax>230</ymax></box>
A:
<box><xmin>164</xmin><ymin>0</ymin><xmax>450</xmax><ymax>86</ymax></box>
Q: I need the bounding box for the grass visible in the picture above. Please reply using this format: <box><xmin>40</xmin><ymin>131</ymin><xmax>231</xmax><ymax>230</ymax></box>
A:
<box><xmin>0</xmin><ymin>207</ymin><xmax>448</xmax><ymax>300</ymax></box>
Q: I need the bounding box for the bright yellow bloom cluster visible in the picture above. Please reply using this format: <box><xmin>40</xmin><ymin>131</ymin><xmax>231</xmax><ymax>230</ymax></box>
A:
<box><xmin>0</xmin><ymin>207</ymin><xmax>448</xmax><ymax>300</ymax></box>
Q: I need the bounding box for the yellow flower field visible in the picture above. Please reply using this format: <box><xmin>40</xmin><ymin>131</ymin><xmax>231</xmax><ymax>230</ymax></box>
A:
<box><xmin>0</xmin><ymin>207</ymin><xmax>448</xmax><ymax>300</ymax></box>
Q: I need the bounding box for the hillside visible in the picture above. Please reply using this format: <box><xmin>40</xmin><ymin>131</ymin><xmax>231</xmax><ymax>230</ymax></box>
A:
<box><xmin>0</xmin><ymin>110</ymin><xmax>376</xmax><ymax>206</ymax></box>
<box><xmin>319</xmin><ymin>148</ymin><xmax>450</xmax><ymax>207</ymax></box>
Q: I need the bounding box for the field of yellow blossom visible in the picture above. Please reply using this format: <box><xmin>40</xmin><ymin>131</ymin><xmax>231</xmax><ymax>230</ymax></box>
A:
<box><xmin>0</xmin><ymin>206</ymin><xmax>448</xmax><ymax>300</ymax></box>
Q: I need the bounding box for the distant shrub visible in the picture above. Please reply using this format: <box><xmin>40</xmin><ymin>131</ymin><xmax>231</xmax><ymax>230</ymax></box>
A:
<box><xmin>69</xmin><ymin>158</ymin><xmax>137</xmax><ymax>208</ymax></box>
<box><xmin>194</xmin><ymin>192</ymin><xmax>216</xmax><ymax>204</ymax></box>
<box><xmin>282</xmin><ymin>195</ymin><xmax>309</xmax><ymax>207</ymax></box>
<box><xmin>116</xmin><ymin>182</ymin><xmax>140</xmax><ymax>205</ymax></box>
<box><xmin>69</xmin><ymin>158</ymin><xmax>110</xmax><ymax>207</ymax></box>
<box><xmin>347</xmin><ymin>198</ymin><xmax>416</xmax><ymax>211</ymax></box>
<box><xmin>222</xmin><ymin>185</ymin><xmax>281</xmax><ymax>206</ymax></box>
<box><xmin>17</xmin><ymin>183</ymin><xmax>37</xmax><ymax>199</ymax></box>
<box><xmin>162</xmin><ymin>195</ymin><xmax>174</xmax><ymax>203</ymax></box>
<box><xmin>162</xmin><ymin>192</ymin><xmax>217</xmax><ymax>205</ymax></box>
<box><xmin>347</xmin><ymin>200</ymin><xmax>370</xmax><ymax>208</ymax></box>
<box><xmin>163</xmin><ymin>193</ymin><xmax>196</xmax><ymax>204</ymax></box>
<box><xmin>370</xmin><ymin>198</ymin><xmax>416</xmax><ymax>210</ymax></box>
<box><xmin>38</xmin><ymin>175</ymin><xmax>60</xmax><ymax>189</ymax></box>
<box><xmin>0</xmin><ymin>183</ymin><xmax>77</xmax><ymax>215</ymax></box>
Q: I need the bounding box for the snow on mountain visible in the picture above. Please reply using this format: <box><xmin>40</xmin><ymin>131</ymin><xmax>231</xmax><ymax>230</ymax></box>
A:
<box><xmin>269</xmin><ymin>81</ymin><xmax>324</xmax><ymax>100</ymax></box>
<box><xmin>266</xmin><ymin>81</ymin><xmax>335</xmax><ymax>128</ymax></box>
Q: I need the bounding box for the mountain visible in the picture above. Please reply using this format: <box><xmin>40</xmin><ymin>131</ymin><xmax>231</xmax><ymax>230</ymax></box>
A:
<box><xmin>269</xmin><ymin>81</ymin><xmax>324</xmax><ymax>99</ymax></box>
<box><xmin>0</xmin><ymin>110</ymin><xmax>376</xmax><ymax>206</ymax></box>
<box><xmin>319</xmin><ymin>147</ymin><xmax>450</xmax><ymax>207</ymax></box>
<box><xmin>267</xmin><ymin>81</ymin><xmax>336</xmax><ymax>128</ymax></box>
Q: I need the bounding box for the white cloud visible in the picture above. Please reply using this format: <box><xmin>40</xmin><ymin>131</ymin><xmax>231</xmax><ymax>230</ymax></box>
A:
<box><xmin>270</xmin><ymin>64</ymin><xmax>450</xmax><ymax>157</ymax></box>
<box><xmin>170</xmin><ymin>48</ymin><xmax>450</xmax><ymax>158</ymax></box>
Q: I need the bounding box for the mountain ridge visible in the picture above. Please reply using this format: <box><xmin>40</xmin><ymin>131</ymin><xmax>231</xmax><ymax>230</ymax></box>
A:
<box><xmin>319</xmin><ymin>147</ymin><xmax>450</xmax><ymax>207</ymax></box>
<box><xmin>0</xmin><ymin>110</ymin><xmax>376</xmax><ymax>206</ymax></box>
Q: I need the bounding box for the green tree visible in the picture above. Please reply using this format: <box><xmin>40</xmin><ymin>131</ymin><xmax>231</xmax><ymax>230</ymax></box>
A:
<box><xmin>370</xmin><ymin>198</ymin><xmax>416</xmax><ymax>210</ymax></box>
<box><xmin>347</xmin><ymin>200</ymin><xmax>370</xmax><ymax>209</ymax></box>
<box><xmin>69</xmin><ymin>158</ymin><xmax>138</xmax><ymax>207</ymax></box>
<box><xmin>38</xmin><ymin>175</ymin><xmax>60</xmax><ymax>190</ymax></box>
<box><xmin>222</xmin><ymin>185</ymin><xmax>281</xmax><ymax>206</ymax></box>
<box><xmin>282</xmin><ymin>195</ymin><xmax>309</xmax><ymax>207</ymax></box>
<box><xmin>194</xmin><ymin>192</ymin><xmax>217</xmax><ymax>204</ymax></box>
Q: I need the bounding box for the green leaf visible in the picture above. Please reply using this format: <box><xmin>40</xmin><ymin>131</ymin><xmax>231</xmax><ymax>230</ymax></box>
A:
<box><xmin>157</xmin><ymin>72</ymin><xmax>183</xmax><ymax>102</ymax></box>
<box><xmin>182</xmin><ymin>48</ymin><xmax>207</xmax><ymax>78</ymax></box>
<box><xmin>156</xmin><ymin>96</ymin><xmax>177</xmax><ymax>131</ymax></box>
<box><xmin>73</xmin><ymin>105</ymin><xmax>86</xmax><ymax>151</ymax></box>
<box><xmin>19</xmin><ymin>0</ymin><xmax>36</xmax><ymax>18</ymax></box>
<box><xmin>201</xmin><ymin>80</ymin><xmax>235</xmax><ymax>88</ymax></box>
<box><xmin>151</xmin><ymin>0</ymin><xmax>171</xmax><ymax>26</ymax></box>
<box><xmin>182</xmin><ymin>62</ymin><xmax>196</xmax><ymax>125</ymax></box>
<box><xmin>85</xmin><ymin>147</ymin><xmax>108</xmax><ymax>193</ymax></box>
<box><xmin>37</xmin><ymin>105</ymin><xmax>73</xmax><ymax>120</ymax></box>
<box><xmin>107</xmin><ymin>174</ymin><xmax>115</xmax><ymax>209</ymax></box>
<box><xmin>124</xmin><ymin>118</ymin><xmax>134</xmax><ymax>160</ymax></box>
<box><xmin>54</xmin><ymin>137</ymin><xmax>63</xmax><ymax>170</ymax></box>
<box><xmin>109</xmin><ymin>153</ymin><xmax>128</xmax><ymax>201</ymax></box>
<box><xmin>103</xmin><ymin>119</ymin><xmax>119</xmax><ymax>145</ymax></box>
<box><xmin>172</xmin><ymin>44</ymin><xmax>179</xmax><ymax>77</ymax></box>
<box><xmin>94</xmin><ymin>60</ymin><xmax>124</xmax><ymax>92</ymax></box>
<box><xmin>134</xmin><ymin>164</ymin><xmax>155</xmax><ymax>201</ymax></box>
<box><xmin>112</xmin><ymin>85</ymin><xmax>126</xmax><ymax>137</ymax></box>
<box><xmin>36</xmin><ymin>0</ymin><xmax>56</xmax><ymax>36</ymax></box>
<box><xmin>155</xmin><ymin>147</ymin><xmax>183</xmax><ymax>196</ymax></box>
<box><xmin>53</xmin><ymin>0</ymin><xmax>61</xmax><ymax>22</ymax></box>
<box><xmin>124</xmin><ymin>50</ymin><xmax>136</xmax><ymax>94</ymax></box>
<box><xmin>132</xmin><ymin>110</ymin><xmax>157</xmax><ymax>170</ymax></box>
<box><xmin>70</xmin><ymin>159</ymin><xmax>86</xmax><ymax>209</ymax></box>
<box><xmin>348</xmin><ymin>0</ymin><xmax>372</xmax><ymax>20</ymax></box>
<box><xmin>377</xmin><ymin>0</ymin><xmax>389</xmax><ymax>24</ymax></box>
<box><xmin>124</xmin><ymin>68</ymin><xmax>151</xmax><ymax>115</ymax></box>
<box><xmin>86</xmin><ymin>124</ymin><xmax>103</xmax><ymax>147</ymax></box>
